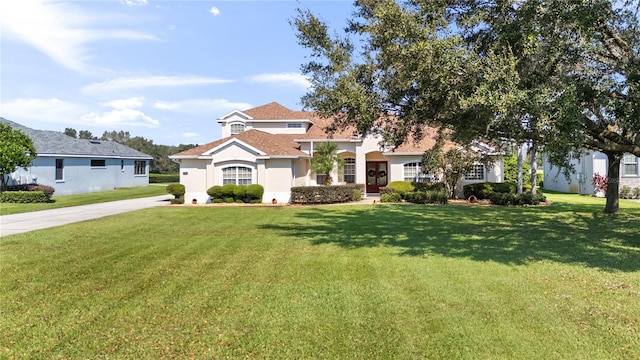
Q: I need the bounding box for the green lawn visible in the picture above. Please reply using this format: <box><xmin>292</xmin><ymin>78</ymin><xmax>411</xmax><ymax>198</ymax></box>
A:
<box><xmin>0</xmin><ymin>185</ymin><xmax>169</xmax><ymax>215</ymax></box>
<box><xmin>1</xmin><ymin>194</ymin><xmax>639</xmax><ymax>359</ymax></box>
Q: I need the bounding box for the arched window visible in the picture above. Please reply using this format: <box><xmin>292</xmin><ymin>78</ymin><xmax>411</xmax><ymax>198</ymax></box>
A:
<box><xmin>230</xmin><ymin>123</ymin><xmax>245</xmax><ymax>135</ymax></box>
<box><xmin>222</xmin><ymin>166</ymin><xmax>252</xmax><ymax>185</ymax></box>
<box><xmin>404</xmin><ymin>162</ymin><xmax>431</xmax><ymax>182</ymax></box>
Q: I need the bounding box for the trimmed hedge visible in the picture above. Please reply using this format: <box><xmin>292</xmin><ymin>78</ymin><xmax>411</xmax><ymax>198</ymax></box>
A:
<box><xmin>0</xmin><ymin>191</ymin><xmax>49</xmax><ymax>203</ymax></box>
<box><xmin>290</xmin><ymin>184</ymin><xmax>365</xmax><ymax>204</ymax></box>
<box><xmin>6</xmin><ymin>184</ymin><xmax>55</xmax><ymax>199</ymax></box>
<box><xmin>149</xmin><ymin>173</ymin><xmax>180</xmax><ymax>183</ymax></box>
<box><xmin>463</xmin><ymin>181</ymin><xmax>532</xmax><ymax>199</ymax></box>
<box><xmin>207</xmin><ymin>184</ymin><xmax>264</xmax><ymax>203</ymax></box>
<box><xmin>165</xmin><ymin>183</ymin><xmax>185</xmax><ymax>198</ymax></box>
<box><xmin>385</xmin><ymin>181</ymin><xmax>414</xmax><ymax>196</ymax></box>
<box><xmin>489</xmin><ymin>192</ymin><xmax>547</xmax><ymax>206</ymax></box>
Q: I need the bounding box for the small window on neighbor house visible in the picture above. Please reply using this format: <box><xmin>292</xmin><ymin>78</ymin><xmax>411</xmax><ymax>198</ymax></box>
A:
<box><xmin>623</xmin><ymin>153</ymin><xmax>639</xmax><ymax>176</ymax></box>
<box><xmin>91</xmin><ymin>159</ymin><xmax>106</xmax><ymax>167</ymax></box>
<box><xmin>134</xmin><ymin>160</ymin><xmax>146</xmax><ymax>175</ymax></box>
<box><xmin>230</xmin><ymin>123</ymin><xmax>245</xmax><ymax>135</ymax></box>
<box><xmin>465</xmin><ymin>164</ymin><xmax>485</xmax><ymax>181</ymax></box>
<box><xmin>55</xmin><ymin>159</ymin><xmax>64</xmax><ymax>181</ymax></box>
<box><xmin>287</xmin><ymin>123</ymin><xmax>303</xmax><ymax>128</ymax></box>
<box><xmin>344</xmin><ymin>158</ymin><xmax>356</xmax><ymax>183</ymax></box>
<box><xmin>121</xmin><ymin>160</ymin><xmax>125</xmax><ymax>171</ymax></box>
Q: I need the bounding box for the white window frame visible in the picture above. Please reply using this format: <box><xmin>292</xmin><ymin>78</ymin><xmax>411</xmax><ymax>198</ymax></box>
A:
<box><xmin>343</xmin><ymin>158</ymin><xmax>356</xmax><ymax>183</ymax></box>
<box><xmin>222</xmin><ymin>166</ymin><xmax>253</xmax><ymax>185</ymax></box>
<box><xmin>465</xmin><ymin>163</ymin><xmax>485</xmax><ymax>181</ymax></box>
<box><xmin>134</xmin><ymin>160</ymin><xmax>146</xmax><ymax>175</ymax></box>
<box><xmin>403</xmin><ymin>162</ymin><xmax>431</xmax><ymax>182</ymax></box>
<box><xmin>229</xmin><ymin>122</ymin><xmax>245</xmax><ymax>136</ymax></box>
<box><xmin>622</xmin><ymin>153</ymin><xmax>639</xmax><ymax>177</ymax></box>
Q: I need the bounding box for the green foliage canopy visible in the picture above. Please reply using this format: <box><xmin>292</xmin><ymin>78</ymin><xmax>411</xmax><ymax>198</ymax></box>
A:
<box><xmin>0</xmin><ymin>123</ymin><xmax>37</xmax><ymax>190</ymax></box>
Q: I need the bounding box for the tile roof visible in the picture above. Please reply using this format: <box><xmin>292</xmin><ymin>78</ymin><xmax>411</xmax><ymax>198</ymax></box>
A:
<box><xmin>1</xmin><ymin>118</ymin><xmax>152</xmax><ymax>159</ymax></box>
<box><xmin>173</xmin><ymin>102</ymin><xmax>460</xmax><ymax>157</ymax></box>
<box><xmin>172</xmin><ymin>129</ymin><xmax>308</xmax><ymax>157</ymax></box>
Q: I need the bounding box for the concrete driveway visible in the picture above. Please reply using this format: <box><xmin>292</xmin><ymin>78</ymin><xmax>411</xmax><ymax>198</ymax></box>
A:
<box><xmin>0</xmin><ymin>195</ymin><xmax>172</xmax><ymax>237</ymax></box>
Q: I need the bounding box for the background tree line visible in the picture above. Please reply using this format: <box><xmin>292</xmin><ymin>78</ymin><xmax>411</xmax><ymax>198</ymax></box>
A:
<box><xmin>63</xmin><ymin>128</ymin><xmax>195</xmax><ymax>174</ymax></box>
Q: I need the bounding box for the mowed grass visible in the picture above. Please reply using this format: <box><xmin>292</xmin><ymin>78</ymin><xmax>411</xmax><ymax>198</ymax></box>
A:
<box><xmin>1</xmin><ymin>194</ymin><xmax>639</xmax><ymax>359</ymax></box>
<box><xmin>0</xmin><ymin>185</ymin><xmax>169</xmax><ymax>215</ymax></box>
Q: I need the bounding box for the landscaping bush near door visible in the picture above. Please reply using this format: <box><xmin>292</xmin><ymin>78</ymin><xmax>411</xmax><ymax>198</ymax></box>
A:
<box><xmin>291</xmin><ymin>184</ymin><xmax>365</xmax><ymax>204</ymax></box>
<box><xmin>463</xmin><ymin>181</ymin><xmax>532</xmax><ymax>199</ymax></box>
<box><xmin>490</xmin><ymin>192</ymin><xmax>547</xmax><ymax>206</ymax></box>
<box><xmin>207</xmin><ymin>184</ymin><xmax>264</xmax><ymax>203</ymax></box>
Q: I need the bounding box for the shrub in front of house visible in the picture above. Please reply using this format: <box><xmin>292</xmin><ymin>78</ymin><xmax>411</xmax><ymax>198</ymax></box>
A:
<box><xmin>385</xmin><ymin>181</ymin><xmax>414</xmax><ymax>197</ymax></box>
<box><xmin>290</xmin><ymin>184</ymin><xmax>365</xmax><ymax>204</ymax></box>
<box><xmin>166</xmin><ymin>183</ymin><xmax>185</xmax><ymax>204</ymax></box>
<box><xmin>619</xmin><ymin>185</ymin><xmax>633</xmax><ymax>199</ymax></box>
<box><xmin>0</xmin><ymin>190</ymin><xmax>49</xmax><ymax>203</ymax></box>
<box><xmin>380</xmin><ymin>192</ymin><xmax>402</xmax><ymax>203</ymax></box>
<box><xmin>633</xmin><ymin>187</ymin><xmax>640</xmax><ymax>199</ymax></box>
<box><xmin>490</xmin><ymin>192</ymin><xmax>546</xmax><ymax>206</ymax></box>
<box><xmin>246</xmin><ymin>184</ymin><xmax>264</xmax><ymax>203</ymax></box>
<box><xmin>464</xmin><ymin>181</ymin><xmax>531</xmax><ymax>200</ymax></box>
<box><xmin>6</xmin><ymin>184</ymin><xmax>55</xmax><ymax>201</ymax></box>
<box><xmin>411</xmin><ymin>182</ymin><xmax>446</xmax><ymax>192</ymax></box>
<box><xmin>233</xmin><ymin>185</ymin><xmax>248</xmax><ymax>202</ymax></box>
<box><xmin>207</xmin><ymin>186</ymin><xmax>224</xmax><ymax>200</ymax></box>
<box><xmin>351</xmin><ymin>189</ymin><xmax>363</xmax><ymax>202</ymax></box>
<box><xmin>404</xmin><ymin>189</ymin><xmax>449</xmax><ymax>204</ymax></box>
<box><xmin>221</xmin><ymin>184</ymin><xmax>237</xmax><ymax>200</ymax></box>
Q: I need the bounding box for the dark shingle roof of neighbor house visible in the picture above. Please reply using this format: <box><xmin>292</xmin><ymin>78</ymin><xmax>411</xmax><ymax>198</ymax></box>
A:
<box><xmin>1</xmin><ymin>118</ymin><xmax>152</xmax><ymax>159</ymax></box>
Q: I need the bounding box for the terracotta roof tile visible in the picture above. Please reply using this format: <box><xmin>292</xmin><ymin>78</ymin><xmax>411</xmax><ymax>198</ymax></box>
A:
<box><xmin>173</xmin><ymin>102</ymin><xmax>460</xmax><ymax>157</ymax></box>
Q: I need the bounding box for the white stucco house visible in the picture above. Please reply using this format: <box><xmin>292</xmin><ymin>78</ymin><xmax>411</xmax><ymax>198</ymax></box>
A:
<box><xmin>543</xmin><ymin>151</ymin><xmax>640</xmax><ymax>195</ymax></box>
<box><xmin>170</xmin><ymin>102</ymin><xmax>504</xmax><ymax>204</ymax></box>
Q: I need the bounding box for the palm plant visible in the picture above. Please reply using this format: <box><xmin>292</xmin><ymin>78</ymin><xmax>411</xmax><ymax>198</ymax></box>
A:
<box><xmin>311</xmin><ymin>142</ymin><xmax>344</xmax><ymax>185</ymax></box>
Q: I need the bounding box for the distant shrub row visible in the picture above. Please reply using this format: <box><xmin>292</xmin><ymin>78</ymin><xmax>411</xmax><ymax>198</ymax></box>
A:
<box><xmin>207</xmin><ymin>184</ymin><xmax>264</xmax><ymax>203</ymax></box>
<box><xmin>150</xmin><ymin>173</ymin><xmax>180</xmax><ymax>183</ymax></box>
<box><xmin>290</xmin><ymin>184</ymin><xmax>364</xmax><ymax>204</ymax></box>
<box><xmin>0</xmin><ymin>184</ymin><xmax>55</xmax><ymax>203</ymax></box>
<box><xmin>463</xmin><ymin>181</ymin><xmax>532</xmax><ymax>200</ymax></box>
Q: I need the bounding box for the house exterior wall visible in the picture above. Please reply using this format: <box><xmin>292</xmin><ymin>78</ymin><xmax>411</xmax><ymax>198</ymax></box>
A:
<box><xmin>7</xmin><ymin>156</ymin><xmax>149</xmax><ymax>195</ymax></box>
<box><xmin>543</xmin><ymin>151</ymin><xmax>615</xmax><ymax>195</ymax></box>
<box><xmin>263</xmin><ymin>158</ymin><xmax>295</xmax><ymax>203</ymax></box>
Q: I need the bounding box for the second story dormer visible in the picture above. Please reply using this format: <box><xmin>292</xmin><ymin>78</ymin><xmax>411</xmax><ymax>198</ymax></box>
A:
<box><xmin>217</xmin><ymin>102</ymin><xmax>314</xmax><ymax>137</ymax></box>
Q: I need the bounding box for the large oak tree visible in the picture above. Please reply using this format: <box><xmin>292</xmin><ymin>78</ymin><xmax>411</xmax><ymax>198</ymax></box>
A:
<box><xmin>294</xmin><ymin>0</ymin><xmax>640</xmax><ymax>213</ymax></box>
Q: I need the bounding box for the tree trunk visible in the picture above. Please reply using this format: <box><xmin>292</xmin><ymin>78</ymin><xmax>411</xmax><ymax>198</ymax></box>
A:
<box><xmin>604</xmin><ymin>152</ymin><xmax>621</xmax><ymax>214</ymax></box>
<box><xmin>517</xmin><ymin>143</ymin><xmax>524</xmax><ymax>194</ymax></box>
<box><xmin>529</xmin><ymin>141</ymin><xmax>539</xmax><ymax>195</ymax></box>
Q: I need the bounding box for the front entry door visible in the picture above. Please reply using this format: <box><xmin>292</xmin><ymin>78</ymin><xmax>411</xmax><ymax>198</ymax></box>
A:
<box><xmin>366</xmin><ymin>161</ymin><xmax>388</xmax><ymax>193</ymax></box>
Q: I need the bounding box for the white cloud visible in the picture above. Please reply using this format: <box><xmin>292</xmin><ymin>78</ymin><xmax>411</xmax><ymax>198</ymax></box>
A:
<box><xmin>154</xmin><ymin>99</ymin><xmax>252</xmax><ymax>115</ymax></box>
<box><xmin>84</xmin><ymin>76</ymin><xmax>233</xmax><ymax>92</ymax></box>
<box><xmin>248</xmin><ymin>72</ymin><xmax>312</xmax><ymax>88</ymax></box>
<box><xmin>0</xmin><ymin>98</ymin><xmax>88</xmax><ymax>125</ymax></box>
<box><xmin>0</xmin><ymin>97</ymin><xmax>158</xmax><ymax>128</ymax></box>
<box><xmin>82</xmin><ymin>109</ymin><xmax>159</xmax><ymax>127</ymax></box>
<box><xmin>0</xmin><ymin>0</ymin><xmax>155</xmax><ymax>73</ymax></box>
<box><xmin>209</xmin><ymin>6</ymin><xmax>221</xmax><ymax>16</ymax></box>
<box><xmin>103</xmin><ymin>97</ymin><xmax>145</xmax><ymax>110</ymax></box>
<box><xmin>122</xmin><ymin>0</ymin><xmax>148</xmax><ymax>6</ymax></box>
<box><xmin>182</xmin><ymin>132</ymin><xmax>200</xmax><ymax>138</ymax></box>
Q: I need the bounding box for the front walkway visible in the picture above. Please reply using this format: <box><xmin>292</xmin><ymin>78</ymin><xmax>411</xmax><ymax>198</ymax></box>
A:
<box><xmin>0</xmin><ymin>195</ymin><xmax>172</xmax><ymax>237</ymax></box>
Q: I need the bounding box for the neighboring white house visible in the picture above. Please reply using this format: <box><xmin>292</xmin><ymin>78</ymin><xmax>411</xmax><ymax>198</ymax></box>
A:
<box><xmin>543</xmin><ymin>151</ymin><xmax>640</xmax><ymax>195</ymax></box>
<box><xmin>2</xmin><ymin>118</ymin><xmax>152</xmax><ymax>195</ymax></box>
<box><xmin>170</xmin><ymin>102</ymin><xmax>504</xmax><ymax>204</ymax></box>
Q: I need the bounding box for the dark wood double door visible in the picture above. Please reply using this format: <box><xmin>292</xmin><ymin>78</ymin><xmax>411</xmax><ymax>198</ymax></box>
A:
<box><xmin>366</xmin><ymin>161</ymin><xmax>388</xmax><ymax>193</ymax></box>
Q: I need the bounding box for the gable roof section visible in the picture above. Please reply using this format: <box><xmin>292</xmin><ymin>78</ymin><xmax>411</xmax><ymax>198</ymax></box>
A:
<box><xmin>1</xmin><ymin>118</ymin><xmax>152</xmax><ymax>159</ymax></box>
<box><xmin>171</xmin><ymin>129</ymin><xmax>308</xmax><ymax>158</ymax></box>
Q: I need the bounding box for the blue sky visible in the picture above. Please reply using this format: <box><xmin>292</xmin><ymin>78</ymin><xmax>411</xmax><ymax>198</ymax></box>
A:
<box><xmin>0</xmin><ymin>0</ymin><xmax>353</xmax><ymax>145</ymax></box>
